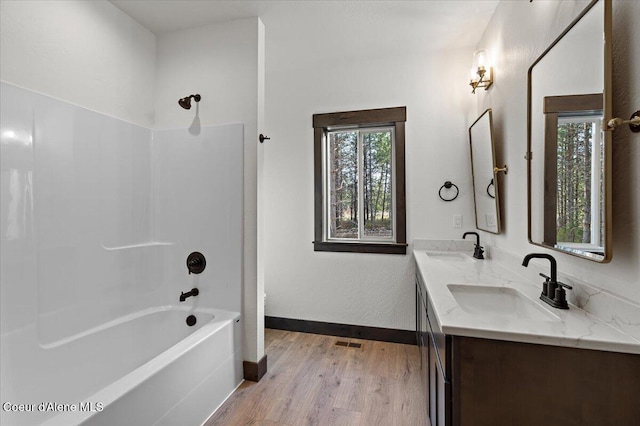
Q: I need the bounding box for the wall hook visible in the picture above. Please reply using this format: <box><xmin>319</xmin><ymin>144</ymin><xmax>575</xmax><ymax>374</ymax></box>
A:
<box><xmin>259</xmin><ymin>134</ymin><xmax>271</xmax><ymax>143</ymax></box>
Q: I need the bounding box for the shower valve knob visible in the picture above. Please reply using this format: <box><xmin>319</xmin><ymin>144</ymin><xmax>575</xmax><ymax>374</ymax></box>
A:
<box><xmin>186</xmin><ymin>252</ymin><xmax>206</xmax><ymax>274</ymax></box>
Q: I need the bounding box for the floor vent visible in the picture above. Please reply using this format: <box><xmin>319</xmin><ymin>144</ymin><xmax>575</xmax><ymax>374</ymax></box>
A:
<box><xmin>335</xmin><ymin>341</ymin><xmax>362</xmax><ymax>349</ymax></box>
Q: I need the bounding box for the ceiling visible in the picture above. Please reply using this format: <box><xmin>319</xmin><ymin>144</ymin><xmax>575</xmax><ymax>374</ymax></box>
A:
<box><xmin>110</xmin><ymin>0</ymin><xmax>499</xmax><ymax>66</ymax></box>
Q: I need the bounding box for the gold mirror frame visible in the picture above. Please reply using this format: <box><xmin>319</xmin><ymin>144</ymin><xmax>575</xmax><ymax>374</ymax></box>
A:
<box><xmin>470</xmin><ymin>108</ymin><xmax>501</xmax><ymax>234</ymax></box>
<box><xmin>527</xmin><ymin>0</ymin><xmax>612</xmax><ymax>262</ymax></box>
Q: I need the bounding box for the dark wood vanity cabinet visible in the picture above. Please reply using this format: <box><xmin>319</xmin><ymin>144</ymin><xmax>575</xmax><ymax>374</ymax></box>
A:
<box><xmin>415</xmin><ymin>273</ymin><xmax>640</xmax><ymax>426</ymax></box>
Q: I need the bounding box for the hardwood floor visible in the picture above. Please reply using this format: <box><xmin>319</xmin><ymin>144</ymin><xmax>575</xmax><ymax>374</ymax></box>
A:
<box><xmin>204</xmin><ymin>329</ymin><xmax>428</xmax><ymax>426</ymax></box>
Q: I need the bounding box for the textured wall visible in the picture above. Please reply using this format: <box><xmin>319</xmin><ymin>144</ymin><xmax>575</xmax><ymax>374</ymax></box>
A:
<box><xmin>475</xmin><ymin>0</ymin><xmax>640</xmax><ymax>302</ymax></box>
<box><xmin>264</xmin><ymin>51</ymin><xmax>476</xmax><ymax>330</ymax></box>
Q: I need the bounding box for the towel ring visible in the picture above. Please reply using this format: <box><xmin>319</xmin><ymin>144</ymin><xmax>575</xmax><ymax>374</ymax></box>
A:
<box><xmin>486</xmin><ymin>179</ymin><xmax>495</xmax><ymax>199</ymax></box>
<box><xmin>439</xmin><ymin>181</ymin><xmax>459</xmax><ymax>202</ymax></box>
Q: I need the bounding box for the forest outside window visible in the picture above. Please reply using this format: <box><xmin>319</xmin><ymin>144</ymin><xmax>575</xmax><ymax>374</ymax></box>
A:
<box><xmin>313</xmin><ymin>107</ymin><xmax>407</xmax><ymax>254</ymax></box>
<box><xmin>542</xmin><ymin>94</ymin><xmax>605</xmax><ymax>255</ymax></box>
<box><xmin>555</xmin><ymin>114</ymin><xmax>604</xmax><ymax>251</ymax></box>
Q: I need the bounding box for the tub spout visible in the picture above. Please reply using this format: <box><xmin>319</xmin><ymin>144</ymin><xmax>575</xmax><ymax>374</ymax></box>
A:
<box><xmin>179</xmin><ymin>288</ymin><xmax>199</xmax><ymax>302</ymax></box>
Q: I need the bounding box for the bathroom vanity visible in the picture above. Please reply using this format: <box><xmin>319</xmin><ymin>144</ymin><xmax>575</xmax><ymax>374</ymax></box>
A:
<box><xmin>413</xmin><ymin>240</ymin><xmax>640</xmax><ymax>426</ymax></box>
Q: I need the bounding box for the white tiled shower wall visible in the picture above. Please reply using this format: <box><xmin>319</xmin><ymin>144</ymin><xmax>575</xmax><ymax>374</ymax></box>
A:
<box><xmin>0</xmin><ymin>82</ymin><xmax>243</xmax><ymax>344</ymax></box>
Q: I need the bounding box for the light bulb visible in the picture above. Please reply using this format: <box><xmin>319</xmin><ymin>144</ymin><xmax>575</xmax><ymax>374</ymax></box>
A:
<box><xmin>475</xmin><ymin>50</ymin><xmax>487</xmax><ymax>68</ymax></box>
<box><xmin>470</xmin><ymin>67</ymin><xmax>479</xmax><ymax>83</ymax></box>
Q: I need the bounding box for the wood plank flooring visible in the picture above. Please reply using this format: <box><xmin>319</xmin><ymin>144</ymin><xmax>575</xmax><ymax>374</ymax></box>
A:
<box><xmin>204</xmin><ymin>329</ymin><xmax>428</xmax><ymax>426</ymax></box>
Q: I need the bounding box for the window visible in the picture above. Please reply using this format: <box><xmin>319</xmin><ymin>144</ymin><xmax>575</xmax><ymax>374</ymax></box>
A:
<box><xmin>555</xmin><ymin>114</ymin><xmax>604</xmax><ymax>251</ymax></box>
<box><xmin>312</xmin><ymin>107</ymin><xmax>407</xmax><ymax>254</ymax></box>
<box><xmin>542</xmin><ymin>93</ymin><xmax>605</xmax><ymax>255</ymax></box>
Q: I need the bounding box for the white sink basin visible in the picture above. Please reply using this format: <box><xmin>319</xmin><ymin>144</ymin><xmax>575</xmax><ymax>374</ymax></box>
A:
<box><xmin>425</xmin><ymin>251</ymin><xmax>476</xmax><ymax>263</ymax></box>
<box><xmin>447</xmin><ymin>284</ymin><xmax>560</xmax><ymax>321</ymax></box>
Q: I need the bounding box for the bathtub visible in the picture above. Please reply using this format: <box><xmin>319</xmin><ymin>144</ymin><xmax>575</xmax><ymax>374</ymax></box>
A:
<box><xmin>0</xmin><ymin>306</ymin><xmax>243</xmax><ymax>426</ymax></box>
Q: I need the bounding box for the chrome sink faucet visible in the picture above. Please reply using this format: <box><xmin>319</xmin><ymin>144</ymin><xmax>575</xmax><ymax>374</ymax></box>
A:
<box><xmin>462</xmin><ymin>231</ymin><xmax>484</xmax><ymax>259</ymax></box>
<box><xmin>521</xmin><ymin>253</ymin><xmax>572</xmax><ymax>309</ymax></box>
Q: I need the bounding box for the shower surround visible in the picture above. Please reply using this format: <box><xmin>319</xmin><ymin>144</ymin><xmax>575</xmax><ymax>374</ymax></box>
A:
<box><xmin>0</xmin><ymin>82</ymin><xmax>244</xmax><ymax>425</ymax></box>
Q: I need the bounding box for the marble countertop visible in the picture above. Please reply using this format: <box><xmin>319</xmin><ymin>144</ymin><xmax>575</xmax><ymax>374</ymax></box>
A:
<box><xmin>413</xmin><ymin>240</ymin><xmax>640</xmax><ymax>355</ymax></box>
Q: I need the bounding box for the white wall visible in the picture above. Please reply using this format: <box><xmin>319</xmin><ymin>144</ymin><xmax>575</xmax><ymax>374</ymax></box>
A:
<box><xmin>0</xmin><ymin>0</ymin><xmax>156</xmax><ymax>127</ymax></box>
<box><xmin>154</xmin><ymin>18</ymin><xmax>265</xmax><ymax>362</ymax></box>
<box><xmin>475</xmin><ymin>0</ymin><xmax>640</xmax><ymax>302</ymax></box>
<box><xmin>264</xmin><ymin>50</ymin><xmax>476</xmax><ymax>330</ymax></box>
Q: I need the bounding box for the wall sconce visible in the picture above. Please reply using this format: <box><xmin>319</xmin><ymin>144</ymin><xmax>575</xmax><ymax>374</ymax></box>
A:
<box><xmin>469</xmin><ymin>49</ymin><xmax>493</xmax><ymax>94</ymax></box>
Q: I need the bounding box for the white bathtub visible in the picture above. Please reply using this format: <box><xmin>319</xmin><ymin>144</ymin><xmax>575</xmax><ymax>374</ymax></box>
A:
<box><xmin>0</xmin><ymin>306</ymin><xmax>243</xmax><ymax>426</ymax></box>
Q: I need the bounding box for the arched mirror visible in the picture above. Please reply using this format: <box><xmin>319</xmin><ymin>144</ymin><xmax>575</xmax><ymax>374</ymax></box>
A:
<box><xmin>470</xmin><ymin>108</ymin><xmax>501</xmax><ymax>233</ymax></box>
<box><xmin>527</xmin><ymin>0</ymin><xmax>612</xmax><ymax>262</ymax></box>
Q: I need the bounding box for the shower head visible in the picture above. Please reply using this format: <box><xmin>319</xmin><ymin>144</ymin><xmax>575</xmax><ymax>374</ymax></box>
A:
<box><xmin>178</xmin><ymin>94</ymin><xmax>201</xmax><ymax>110</ymax></box>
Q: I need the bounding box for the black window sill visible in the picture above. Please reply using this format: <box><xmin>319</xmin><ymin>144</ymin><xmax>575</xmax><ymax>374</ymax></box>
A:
<box><xmin>313</xmin><ymin>241</ymin><xmax>407</xmax><ymax>255</ymax></box>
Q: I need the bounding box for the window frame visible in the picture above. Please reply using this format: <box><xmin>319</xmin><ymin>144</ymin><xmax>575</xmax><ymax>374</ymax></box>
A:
<box><xmin>312</xmin><ymin>107</ymin><xmax>407</xmax><ymax>254</ymax></box>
